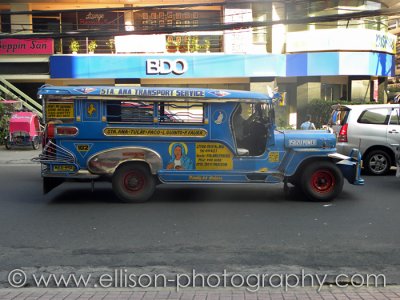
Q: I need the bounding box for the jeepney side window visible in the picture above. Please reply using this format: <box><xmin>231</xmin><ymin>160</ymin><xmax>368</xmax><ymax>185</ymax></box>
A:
<box><xmin>158</xmin><ymin>101</ymin><xmax>204</xmax><ymax>123</ymax></box>
<box><xmin>106</xmin><ymin>100</ymin><xmax>154</xmax><ymax>123</ymax></box>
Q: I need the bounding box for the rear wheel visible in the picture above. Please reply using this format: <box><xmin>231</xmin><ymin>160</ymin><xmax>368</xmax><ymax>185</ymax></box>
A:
<box><xmin>5</xmin><ymin>139</ymin><xmax>11</xmax><ymax>150</ymax></box>
<box><xmin>112</xmin><ymin>163</ymin><xmax>155</xmax><ymax>203</ymax></box>
<box><xmin>364</xmin><ymin>150</ymin><xmax>391</xmax><ymax>176</ymax></box>
<box><xmin>32</xmin><ymin>137</ymin><xmax>40</xmax><ymax>150</ymax></box>
<box><xmin>300</xmin><ymin>161</ymin><xmax>344</xmax><ymax>202</ymax></box>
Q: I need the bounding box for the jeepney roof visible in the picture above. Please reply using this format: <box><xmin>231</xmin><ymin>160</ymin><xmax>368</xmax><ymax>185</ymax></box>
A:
<box><xmin>38</xmin><ymin>85</ymin><xmax>272</xmax><ymax>103</ymax></box>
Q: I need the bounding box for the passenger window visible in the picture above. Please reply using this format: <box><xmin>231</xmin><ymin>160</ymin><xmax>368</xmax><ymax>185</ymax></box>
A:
<box><xmin>106</xmin><ymin>101</ymin><xmax>154</xmax><ymax>123</ymax></box>
<box><xmin>389</xmin><ymin>109</ymin><xmax>400</xmax><ymax>125</ymax></box>
<box><xmin>158</xmin><ymin>102</ymin><xmax>204</xmax><ymax>123</ymax></box>
<box><xmin>358</xmin><ymin>108</ymin><xmax>389</xmax><ymax>125</ymax></box>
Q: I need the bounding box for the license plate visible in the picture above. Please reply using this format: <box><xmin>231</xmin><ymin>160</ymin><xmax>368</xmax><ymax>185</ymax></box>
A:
<box><xmin>53</xmin><ymin>165</ymin><xmax>75</xmax><ymax>172</ymax></box>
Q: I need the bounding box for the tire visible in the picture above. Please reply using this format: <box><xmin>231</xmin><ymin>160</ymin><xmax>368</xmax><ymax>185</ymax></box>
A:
<box><xmin>5</xmin><ymin>140</ymin><xmax>11</xmax><ymax>150</ymax></box>
<box><xmin>364</xmin><ymin>150</ymin><xmax>391</xmax><ymax>176</ymax></box>
<box><xmin>32</xmin><ymin>137</ymin><xmax>40</xmax><ymax>150</ymax></box>
<box><xmin>300</xmin><ymin>161</ymin><xmax>344</xmax><ymax>202</ymax></box>
<box><xmin>112</xmin><ymin>163</ymin><xmax>155</xmax><ymax>203</ymax></box>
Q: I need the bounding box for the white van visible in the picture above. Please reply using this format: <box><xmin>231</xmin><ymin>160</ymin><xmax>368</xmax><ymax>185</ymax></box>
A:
<box><xmin>329</xmin><ymin>104</ymin><xmax>400</xmax><ymax>175</ymax></box>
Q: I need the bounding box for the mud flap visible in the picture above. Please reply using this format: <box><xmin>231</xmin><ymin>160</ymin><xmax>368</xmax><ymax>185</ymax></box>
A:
<box><xmin>335</xmin><ymin>149</ymin><xmax>364</xmax><ymax>185</ymax></box>
<box><xmin>43</xmin><ymin>177</ymin><xmax>64</xmax><ymax>194</ymax></box>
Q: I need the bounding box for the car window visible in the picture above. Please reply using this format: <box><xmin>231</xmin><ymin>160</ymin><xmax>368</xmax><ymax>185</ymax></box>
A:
<box><xmin>389</xmin><ymin>108</ymin><xmax>400</xmax><ymax>125</ymax></box>
<box><xmin>357</xmin><ymin>108</ymin><xmax>389</xmax><ymax>125</ymax></box>
<box><xmin>330</xmin><ymin>109</ymin><xmax>349</xmax><ymax>125</ymax></box>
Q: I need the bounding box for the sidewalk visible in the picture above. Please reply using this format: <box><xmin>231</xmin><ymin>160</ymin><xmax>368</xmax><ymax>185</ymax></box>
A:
<box><xmin>1</xmin><ymin>286</ymin><xmax>400</xmax><ymax>300</ymax></box>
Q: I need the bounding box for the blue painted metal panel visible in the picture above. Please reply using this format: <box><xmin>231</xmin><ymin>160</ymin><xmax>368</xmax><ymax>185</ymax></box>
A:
<box><xmin>339</xmin><ymin>52</ymin><xmax>371</xmax><ymax>75</ymax></box>
<box><xmin>286</xmin><ymin>53</ymin><xmax>308</xmax><ymax>77</ymax></box>
<box><xmin>50</xmin><ymin>52</ymin><xmax>395</xmax><ymax>79</ymax></box>
<box><xmin>307</xmin><ymin>52</ymin><xmax>339</xmax><ymax>76</ymax></box>
<box><xmin>339</xmin><ymin>52</ymin><xmax>395</xmax><ymax>76</ymax></box>
<box><xmin>244</xmin><ymin>54</ymin><xmax>286</xmax><ymax>77</ymax></box>
<box><xmin>368</xmin><ymin>52</ymin><xmax>395</xmax><ymax>77</ymax></box>
<box><xmin>50</xmin><ymin>54</ymin><xmax>285</xmax><ymax>79</ymax></box>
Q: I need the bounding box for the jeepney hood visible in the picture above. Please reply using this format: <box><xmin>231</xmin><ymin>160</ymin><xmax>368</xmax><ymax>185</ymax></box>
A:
<box><xmin>282</xmin><ymin>130</ymin><xmax>336</xmax><ymax>149</ymax></box>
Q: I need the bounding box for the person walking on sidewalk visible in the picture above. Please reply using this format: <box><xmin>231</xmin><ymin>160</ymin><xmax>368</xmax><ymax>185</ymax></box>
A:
<box><xmin>300</xmin><ymin>114</ymin><xmax>316</xmax><ymax>130</ymax></box>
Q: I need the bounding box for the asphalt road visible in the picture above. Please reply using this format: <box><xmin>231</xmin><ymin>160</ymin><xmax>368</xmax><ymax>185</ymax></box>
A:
<box><xmin>0</xmin><ymin>158</ymin><xmax>399</xmax><ymax>287</ymax></box>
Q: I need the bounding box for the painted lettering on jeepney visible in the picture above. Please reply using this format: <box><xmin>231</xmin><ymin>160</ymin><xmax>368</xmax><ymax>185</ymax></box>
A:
<box><xmin>288</xmin><ymin>139</ymin><xmax>317</xmax><ymax>147</ymax></box>
<box><xmin>103</xmin><ymin>128</ymin><xmax>207</xmax><ymax>137</ymax></box>
<box><xmin>75</xmin><ymin>143</ymin><xmax>93</xmax><ymax>158</ymax></box>
<box><xmin>46</xmin><ymin>103</ymin><xmax>74</xmax><ymax>119</ymax></box>
<box><xmin>99</xmin><ymin>88</ymin><xmax>205</xmax><ymax>97</ymax></box>
<box><xmin>189</xmin><ymin>175</ymin><xmax>223</xmax><ymax>181</ymax></box>
<box><xmin>195</xmin><ymin>143</ymin><xmax>233</xmax><ymax>170</ymax></box>
<box><xmin>122</xmin><ymin>152</ymin><xmax>145</xmax><ymax>159</ymax></box>
<box><xmin>100</xmin><ymin>88</ymin><xmax>136</xmax><ymax>95</ymax></box>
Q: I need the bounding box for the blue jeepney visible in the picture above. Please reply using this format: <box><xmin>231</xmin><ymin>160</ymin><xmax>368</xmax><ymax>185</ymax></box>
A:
<box><xmin>34</xmin><ymin>85</ymin><xmax>363</xmax><ymax>202</ymax></box>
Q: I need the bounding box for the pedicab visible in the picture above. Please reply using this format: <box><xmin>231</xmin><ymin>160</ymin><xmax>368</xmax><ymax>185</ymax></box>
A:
<box><xmin>4</xmin><ymin>111</ymin><xmax>42</xmax><ymax>150</ymax></box>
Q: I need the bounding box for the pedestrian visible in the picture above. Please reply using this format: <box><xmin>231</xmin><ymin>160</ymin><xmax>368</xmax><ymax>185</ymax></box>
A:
<box><xmin>300</xmin><ymin>114</ymin><xmax>316</xmax><ymax>130</ymax></box>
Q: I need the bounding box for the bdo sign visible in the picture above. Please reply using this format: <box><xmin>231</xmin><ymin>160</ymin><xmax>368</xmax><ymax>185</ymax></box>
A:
<box><xmin>146</xmin><ymin>59</ymin><xmax>188</xmax><ymax>75</ymax></box>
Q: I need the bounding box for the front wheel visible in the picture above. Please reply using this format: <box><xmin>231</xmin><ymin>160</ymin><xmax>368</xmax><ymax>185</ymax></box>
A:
<box><xmin>112</xmin><ymin>163</ymin><xmax>155</xmax><ymax>203</ymax></box>
<box><xmin>300</xmin><ymin>161</ymin><xmax>344</xmax><ymax>202</ymax></box>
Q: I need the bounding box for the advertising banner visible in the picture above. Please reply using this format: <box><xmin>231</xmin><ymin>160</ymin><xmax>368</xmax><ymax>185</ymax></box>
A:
<box><xmin>0</xmin><ymin>38</ymin><xmax>54</xmax><ymax>55</ymax></box>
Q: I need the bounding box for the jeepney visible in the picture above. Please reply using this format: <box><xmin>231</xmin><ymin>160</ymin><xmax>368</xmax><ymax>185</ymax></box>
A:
<box><xmin>33</xmin><ymin>85</ymin><xmax>364</xmax><ymax>202</ymax></box>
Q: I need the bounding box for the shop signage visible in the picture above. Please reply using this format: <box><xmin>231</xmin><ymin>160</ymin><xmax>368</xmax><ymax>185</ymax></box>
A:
<box><xmin>0</xmin><ymin>38</ymin><xmax>53</xmax><ymax>55</ymax></box>
<box><xmin>286</xmin><ymin>29</ymin><xmax>397</xmax><ymax>54</ymax></box>
<box><xmin>77</xmin><ymin>11</ymin><xmax>119</xmax><ymax>29</ymax></box>
<box><xmin>146</xmin><ymin>59</ymin><xmax>188</xmax><ymax>75</ymax></box>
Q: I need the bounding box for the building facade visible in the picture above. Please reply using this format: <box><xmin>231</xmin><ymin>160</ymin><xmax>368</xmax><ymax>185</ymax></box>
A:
<box><xmin>0</xmin><ymin>0</ymin><xmax>397</xmax><ymax>127</ymax></box>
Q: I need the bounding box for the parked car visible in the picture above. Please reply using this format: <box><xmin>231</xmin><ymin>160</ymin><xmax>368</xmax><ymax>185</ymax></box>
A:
<box><xmin>328</xmin><ymin>104</ymin><xmax>400</xmax><ymax>175</ymax></box>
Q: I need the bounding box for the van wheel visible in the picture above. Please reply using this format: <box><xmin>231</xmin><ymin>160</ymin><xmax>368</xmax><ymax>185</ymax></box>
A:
<box><xmin>300</xmin><ymin>162</ymin><xmax>343</xmax><ymax>202</ymax></box>
<box><xmin>112</xmin><ymin>163</ymin><xmax>155</xmax><ymax>203</ymax></box>
<box><xmin>364</xmin><ymin>150</ymin><xmax>391</xmax><ymax>176</ymax></box>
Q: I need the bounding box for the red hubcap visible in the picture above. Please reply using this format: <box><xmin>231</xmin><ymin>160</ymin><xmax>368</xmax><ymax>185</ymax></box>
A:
<box><xmin>123</xmin><ymin>171</ymin><xmax>145</xmax><ymax>193</ymax></box>
<box><xmin>310</xmin><ymin>170</ymin><xmax>335</xmax><ymax>194</ymax></box>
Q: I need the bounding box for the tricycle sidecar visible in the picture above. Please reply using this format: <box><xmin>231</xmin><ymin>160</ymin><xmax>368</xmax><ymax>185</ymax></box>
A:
<box><xmin>5</xmin><ymin>111</ymin><xmax>42</xmax><ymax>150</ymax></box>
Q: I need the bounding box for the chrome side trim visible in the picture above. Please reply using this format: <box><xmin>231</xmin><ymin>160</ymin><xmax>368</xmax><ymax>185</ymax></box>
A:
<box><xmin>87</xmin><ymin>147</ymin><xmax>162</xmax><ymax>175</ymax></box>
<box><xmin>32</xmin><ymin>140</ymin><xmax>76</xmax><ymax>164</ymax></box>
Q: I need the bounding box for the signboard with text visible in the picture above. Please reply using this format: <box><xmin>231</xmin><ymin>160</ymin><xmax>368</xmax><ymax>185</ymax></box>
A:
<box><xmin>287</xmin><ymin>29</ymin><xmax>397</xmax><ymax>54</ymax></box>
<box><xmin>0</xmin><ymin>38</ymin><xmax>54</xmax><ymax>55</ymax></box>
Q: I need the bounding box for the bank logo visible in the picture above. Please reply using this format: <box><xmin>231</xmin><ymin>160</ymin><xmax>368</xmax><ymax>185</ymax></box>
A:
<box><xmin>146</xmin><ymin>59</ymin><xmax>188</xmax><ymax>75</ymax></box>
